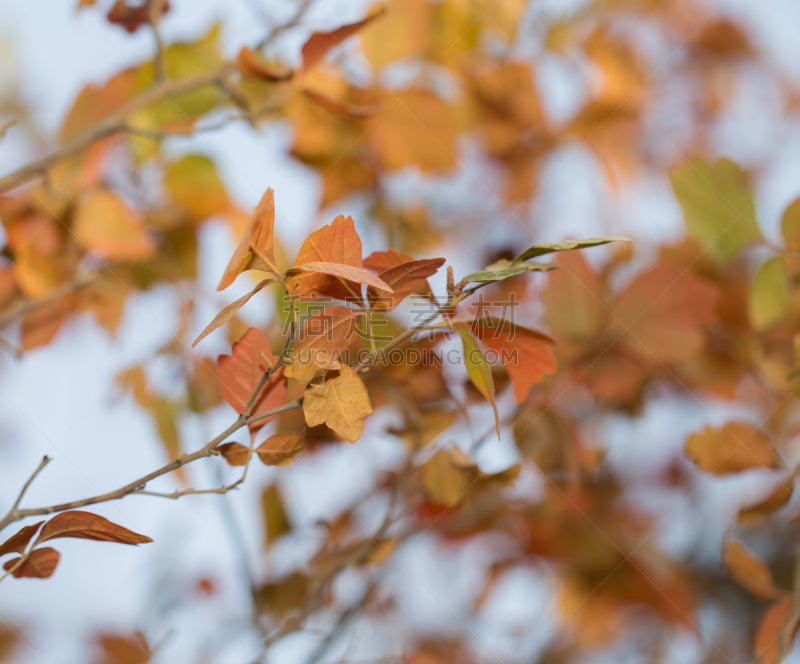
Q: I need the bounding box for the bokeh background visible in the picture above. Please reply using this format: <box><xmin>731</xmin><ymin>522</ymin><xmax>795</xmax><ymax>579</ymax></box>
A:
<box><xmin>2</xmin><ymin>1</ymin><xmax>800</xmax><ymax>663</ymax></box>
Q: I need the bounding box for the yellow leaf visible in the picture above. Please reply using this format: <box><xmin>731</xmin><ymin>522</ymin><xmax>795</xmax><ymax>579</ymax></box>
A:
<box><xmin>670</xmin><ymin>157</ymin><xmax>762</xmax><ymax>261</ymax></box>
<box><xmin>284</xmin><ymin>349</ymin><xmax>341</xmax><ymax>386</ymax></box>
<box><xmin>302</xmin><ymin>365</ymin><xmax>372</xmax><ymax>443</ymax></box>
<box><xmin>781</xmin><ymin>196</ymin><xmax>800</xmax><ymax>253</ymax></box>
<box><xmin>165</xmin><ymin>154</ymin><xmax>230</xmax><ymax>223</ymax></box>
<box><xmin>749</xmin><ymin>256</ymin><xmax>790</xmax><ymax>331</ymax></box>
<box><xmin>261</xmin><ymin>484</ymin><xmax>291</xmax><ymax>546</ymax></box>
<box><xmin>455</xmin><ymin>323</ymin><xmax>499</xmax><ymax>438</ymax></box>
<box><xmin>422</xmin><ymin>448</ymin><xmax>470</xmax><ymax>507</ymax></box>
<box><xmin>73</xmin><ymin>190</ymin><xmax>155</xmax><ymax>261</ymax></box>
<box><xmin>685</xmin><ymin>422</ymin><xmax>779</xmax><ymax>474</ymax></box>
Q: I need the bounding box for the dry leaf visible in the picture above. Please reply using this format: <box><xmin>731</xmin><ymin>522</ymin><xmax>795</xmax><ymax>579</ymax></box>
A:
<box><xmin>302</xmin><ymin>365</ymin><xmax>372</xmax><ymax>443</ymax></box>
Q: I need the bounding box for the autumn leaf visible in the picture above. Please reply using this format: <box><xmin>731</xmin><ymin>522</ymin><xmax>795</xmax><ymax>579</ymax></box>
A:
<box><xmin>292</xmin><ymin>306</ymin><xmax>359</xmax><ymax>364</ymax></box>
<box><xmin>34</xmin><ymin>511</ymin><xmax>153</xmax><ymax>545</ymax></box>
<box><xmin>193</xmin><ymin>278</ymin><xmax>274</xmax><ymax>347</ymax></box>
<box><xmin>724</xmin><ymin>540</ymin><xmax>783</xmax><ymax>600</ymax></box>
<box><xmin>0</xmin><ymin>522</ymin><xmax>44</xmax><ymax>557</ymax></box>
<box><xmin>781</xmin><ymin>196</ymin><xmax>800</xmax><ymax>253</ymax></box>
<box><xmin>469</xmin><ymin>317</ymin><xmax>557</xmax><ymax>404</ymax></box>
<box><xmin>542</xmin><ymin>250</ymin><xmax>607</xmax><ymax>342</ymax></box>
<box><xmin>749</xmin><ymin>256</ymin><xmax>790</xmax><ymax>331</ymax></box>
<box><xmin>671</xmin><ymin>157</ymin><xmax>762</xmax><ymax>261</ymax></box>
<box><xmin>363</xmin><ymin>248</ymin><xmax>416</xmax><ymax>273</ymax></box>
<box><xmin>288</xmin><ymin>215</ymin><xmax>369</xmax><ymax>301</ymax></box>
<box><xmin>217</xmin><ymin>327</ymin><xmax>287</xmax><ymax>430</ymax></box>
<box><xmin>73</xmin><ymin>190</ymin><xmax>155</xmax><ymax>261</ymax></box>
<box><xmin>511</xmin><ymin>237</ymin><xmax>631</xmax><ymax>265</ymax></box>
<box><xmin>217</xmin><ymin>188</ymin><xmax>279</xmax><ymax>290</ymax></box>
<box><xmin>685</xmin><ymin>422</ymin><xmax>779</xmax><ymax>474</ymax></box>
<box><xmin>302</xmin><ymin>365</ymin><xmax>372</xmax><ymax>443</ymax></box>
<box><xmin>754</xmin><ymin>598</ymin><xmax>798</xmax><ymax>664</ymax></box>
<box><xmin>256</xmin><ymin>434</ymin><xmax>304</xmax><ymax>466</ymax></box>
<box><xmin>287</xmin><ymin>261</ymin><xmax>392</xmax><ymax>292</ymax></box>
<box><xmin>367</xmin><ymin>257</ymin><xmax>445</xmax><ymax>310</ymax></box>
<box><xmin>216</xmin><ymin>442</ymin><xmax>251</xmax><ymax>466</ymax></box>
<box><xmin>609</xmin><ymin>262</ymin><xmax>719</xmax><ymax>364</ymax></box>
<box><xmin>93</xmin><ymin>632</ymin><xmax>152</xmax><ymax>664</ymax></box>
<box><xmin>262</xmin><ymin>484</ymin><xmax>291</xmax><ymax>545</ymax></box>
<box><xmin>302</xmin><ymin>88</ymin><xmax>382</xmax><ymax>118</ymax></box>
<box><xmin>284</xmin><ymin>348</ymin><xmax>341</xmax><ymax>386</ymax></box>
<box><xmin>164</xmin><ymin>154</ymin><xmax>231</xmax><ymax>223</ymax></box>
<box><xmin>739</xmin><ymin>479</ymin><xmax>794</xmax><ymax>524</ymax></box>
<box><xmin>3</xmin><ymin>548</ymin><xmax>60</xmax><ymax>579</ymax></box>
<box><xmin>455</xmin><ymin>323</ymin><xmax>499</xmax><ymax>437</ymax></box>
<box><xmin>237</xmin><ymin>47</ymin><xmax>293</xmax><ymax>82</ymax></box>
<box><xmin>301</xmin><ymin>9</ymin><xmax>386</xmax><ymax>69</ymax></box>
<box><xmin>423</xmin><ymin>449</ymin><xmax>470</xmax><ymax>507</ymax></box>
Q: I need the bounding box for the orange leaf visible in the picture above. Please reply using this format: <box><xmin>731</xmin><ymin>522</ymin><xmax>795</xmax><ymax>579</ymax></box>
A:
<box><xmin>216</xmin><ymin>442</ymin><xmax>251</xmax><ymax>466</ymax></box>
<box><xmin>755</xmin><ymin>598</ymin><xmax>797</xmax><ymax>664</ymax></box>
<box><xmin>685</xmin><ymin>422</ymin><xmax>779</xmax><ymax>474</ymax></box>
<box><xmin>0</xmin><ymin>522</ymin><xmax>44</xmax><ymax>557</ymax></box>
<box><xmin>3</xmin><ymin>548</ymin><xmax>60</xmax><ymax>579</ymax></box>
<box><xmin>237</xmin><ymin>47</ymin><xmax>293</xmax><ymax>81</ymax></box>
<box><xmin>35</xmin><ymin>511</ymin><xmax>153</xmax><ymax>545</ymax></box>
<box><xmin>723</xmin><ymin>540</ymin><xmax>783</xmax><ymax>600</ymax></box>
<box><xmin>287</xmin><ymin>261</ymin><xmax>391</xmax><ymax>292</ymax></box>
<box><xmin>302</xmin><ymin>88</ymin><xmax>381</xmax><ymax>118</ymax></box>
<box><xmin>301</xmin><ymin>10</ymin><xmax>386</xmax><ymax>69</ymax></box>
<box><xmin>302</xmin><ymin>365</ymin><xmax>372</xmax><ymax>442</ymax></box>
<box><xmin>256</xmin><ymin>434</ymin><xmax>304</xmax><ymax>466</ymax></box>
<box><xmin>217</xmin><ymin>188</ymin><xmax>279</xmax><ymax>290</ymax></box>
<box><xmin>289</xmin><ymin>215</ymin><xmax>365</xmax><ymax>301</ymax></box>
<box><xmin>367</xmin><ymin>257</ymin><xmax>445</xmax><ymax>310</ymax></box>
<box><xmin>470</xmin><ymin>317</ymin><xmax>557</xmax><ymax>404</ymax></box>
<box><xmin>217</xmin><ymin>327</ymin><xmax>287</xmax><ymax>432</ymax></box>
<box><xmin>739</xmin><ymin>479</ymin><xmax>794</xmax><ymax>524</ymax></box>
<box><xmin>73</xmin><ymin>190</ymin><xmax>155</xmax><ymax>262</ymax></box>
<box><xmin>193</xmin><ymin>279</ymin><xmax>274</xmax><ymax>347</ymax></box>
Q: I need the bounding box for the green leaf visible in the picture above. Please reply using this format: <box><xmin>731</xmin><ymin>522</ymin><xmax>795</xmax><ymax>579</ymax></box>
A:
<box><xmin>670</xmin><ymin>157</ymin><xmax>762</xmax><ymax>261</ymax></box>
<box><xmin>749</xmin><ymin>256</ymin><xmax>790</xmax><ymax>331</ymax></box>
<box><xmin>511</xmin><ymin>237</ymin><xmax>631</xmax><ymax>265</ymax></box>
<box><xmin>465</xmin><ymin>262</ymin><xmax>557</xmax><ymax>283</ymax></box>
<box><xmin>455</xmin><ymin>323</ymin><xmax>499</xmax><ymax>438</ymax></box>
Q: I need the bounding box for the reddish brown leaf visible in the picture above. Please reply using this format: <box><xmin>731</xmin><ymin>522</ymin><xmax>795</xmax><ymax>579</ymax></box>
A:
<box><xmin>293</xmin><ymin>306</ymin><xmax>359</xmax><ymax>359</ymax></box>
<box><xmin>193</xmin><ymin>279</ymin><xmax>274</xmax><ymax>347</ymax></box>
<box><xmin>217</xmin><ymin>327</ymin><xmax>287</xmax><ymax>431</ymax></box>
<box><xmin>0</xmin><ymin>522</ymin><xmax>44</xmax><ymax>557</ymax></box>
<box><xmin>609</xmin><ymin>263</ymin><xmax>719</xmax><ymax>364</ymax></box>
<box><xmin>217</xmin><ymin>189</ymin><xmax>279</xmax><ymax>290</ymax></box>
<box><xmin>301</xmin><ymin>10</ymin><xmax>386</xmax><ymax>69</ymax></box>
<box><xmin>216</xmin><ymin>442</ymin><xmax>251</xmax><ymax>466</ymax></box>
<box><xmin>256</xmin><ymin>434</ymin><xmax>304</xmax><ymax>466</ymax></box>
<box><xmin>93</xmin><ymin>631</ymin><xmax>152</xmax><ymax>664</ymax></box>
<box><xmin>363</xmin><ymin>248</ymin><xmax>415</xmax><ymax>273</ymax></box>
<box><xmin>35</xmin><ymin>511</ymin><xmax>153</xmax><ymax>545</ymax></box>
<box><xmin>470</xmin><ymin>317</ymin><xmax>557</xmax><ymax>404</ymax></box>
<box><xmin>237</xmin><ymin>47</ymin><xmax>293</xmax><ymax>82</ymax></box>
<box><xmin>3</xmin><ymin>548</ymin><xmax>60</xmax><ymax>579</ymax></box>
<box><xmin>367</xmin><ymin>257</ymin><xmax>445</xmax><ymax>310</ymax></box>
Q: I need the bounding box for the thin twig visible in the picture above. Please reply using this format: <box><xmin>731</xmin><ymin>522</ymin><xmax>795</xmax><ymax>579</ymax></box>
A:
<box><xmin>148</xmin><ymin>0</ymin><xmax>168</xmax><ymax>82</ymax></box>
<box><xmin>10</xmin><ymin>456</ymin><xmax>51</xmax><ymax>513</ymax></box>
